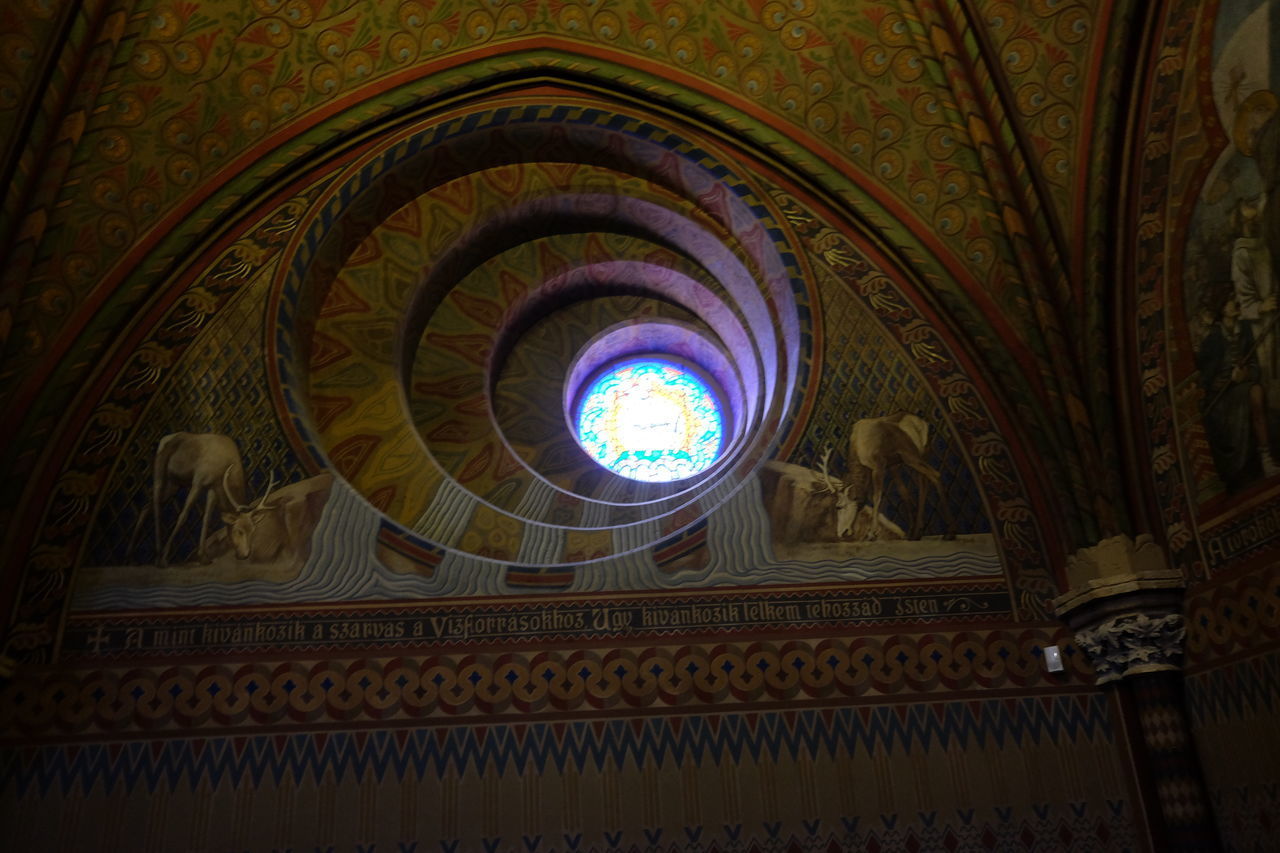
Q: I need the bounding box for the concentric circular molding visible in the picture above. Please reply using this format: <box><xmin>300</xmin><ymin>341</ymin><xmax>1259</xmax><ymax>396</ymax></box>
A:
<box><xmin>273</xmin><ymin>96</ymin><xmax>813</xmax><ymax>568</ymax></box>
<box><xmin>400</xmin><ymin>183</ymin><xmax>765</xmax><ymax>516</ymax></box>
<box><xmin>440</xmin><ymin>223</ymin><xmax>759</xmax><ymax>505</ymax></box>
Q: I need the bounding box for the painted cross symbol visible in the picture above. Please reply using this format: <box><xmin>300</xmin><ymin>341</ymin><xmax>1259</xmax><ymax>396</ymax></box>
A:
<box><xmin>86</xmin><ymin>625</ymin><xmax>111</xmax><ymax>654</ymax></box>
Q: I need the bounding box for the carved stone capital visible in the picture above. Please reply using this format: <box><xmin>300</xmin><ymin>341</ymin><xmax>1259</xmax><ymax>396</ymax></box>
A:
<box><xmin>1053</xmin><ymin>534</ymin><xmax>1187</xmax><ymax>684</ymax></box>
<box><xmin>1072</xmin><ymin>612</ymin><xmax>1186</xmax><ymax>684</ymax></box>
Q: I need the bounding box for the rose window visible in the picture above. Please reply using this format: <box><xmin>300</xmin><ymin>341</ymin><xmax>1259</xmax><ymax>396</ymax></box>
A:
<box><xmin>573</xmin><ymin>358</ymin><xmax>725</xmax><ymax>482</ymax></box>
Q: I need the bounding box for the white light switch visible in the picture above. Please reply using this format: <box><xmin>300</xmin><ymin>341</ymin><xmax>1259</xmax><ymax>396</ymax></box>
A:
<box><xmin>1044</xmin><ymin>644</ymin><xmax>1064</xmax><ymax>673</ymax></box>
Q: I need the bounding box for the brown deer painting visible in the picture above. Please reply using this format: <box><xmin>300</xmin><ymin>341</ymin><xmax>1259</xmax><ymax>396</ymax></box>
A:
<box><xmin>127</xmin><ymin>432</ymin><xmax>248</xmax><ymax>567</ymax></box>
<box><xmin>221</xmin><ymin>472</ymin><xmax>334</xmax><ymax>565</ymax></box>
<box><xmin>846</xmin><ymin>413</ymin><xmax>956</xmax><ymax>540</ymax></box>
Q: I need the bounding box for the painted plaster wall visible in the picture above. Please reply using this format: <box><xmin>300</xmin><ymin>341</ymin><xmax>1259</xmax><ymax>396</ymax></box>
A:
<box><xmin>1129</xmin><ymin>0</ymin><xmax>1280</xmax><ymax>846</ymax></box>
<box><xmin>7</xmin><ymin>0</ymin><xmax>1280</xmax><ymax>850</ymax></box>
<box><xmin>2</xmin><ymin>698</ymin><xmax>1136</xmax><ymax>852</ymax></box>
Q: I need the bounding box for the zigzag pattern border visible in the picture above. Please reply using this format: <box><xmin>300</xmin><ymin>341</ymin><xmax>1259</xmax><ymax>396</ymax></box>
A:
<box><xmin>1</xmin><ymin>696</ymin><xmax>1113</xmax><ymax>797</ymax></box>
<box><xmin>1185</xmin><ymin>648</ymin><xmax>1280</xmax><ymax>726</ymax></box>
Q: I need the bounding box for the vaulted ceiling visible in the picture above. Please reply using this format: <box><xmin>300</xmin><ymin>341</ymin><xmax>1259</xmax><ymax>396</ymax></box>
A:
<box><xmin>0</xmin><ymin>0</ymin><xmax>1151</xmax><ymax>637</ymax></box>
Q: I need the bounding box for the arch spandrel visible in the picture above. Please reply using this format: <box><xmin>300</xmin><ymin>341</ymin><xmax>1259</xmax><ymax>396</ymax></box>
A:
<box><xmin>0</xmin><ymin>83</ymin><xmax>1074</xmax><ymax>662</ymax></box>
<box><xmin>0</xmin><ymin>0</ymin><xmax>1134</xmax><ymax>655</ymax></box>
<box><xmin>1</xmin><ymin>2</ymin><xmax>1115</xmax><ymax>463</ymax></box>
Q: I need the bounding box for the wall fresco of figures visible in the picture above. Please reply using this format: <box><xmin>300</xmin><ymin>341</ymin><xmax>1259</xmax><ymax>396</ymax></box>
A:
<box><xmin>1180</xmin><ymin>0</ymin><xmax>1280</xmax><ymax>500</ymax></box>
<box><xmin>47</xmin><ymin>90</ymin><xmax>1042</xmax><ymax>616</ymax></box>
<box><xmin>1138</xmin><ymin>0</ymin><xmax>1280</xmax><ymax>577</ymax></box>
<box><xmin>1134</xmin><ymin>3</ymin><xmax>1280</xmax><ymax>848</ymax></box>
<box><xmin>0</xmin><ymin>0</ymin><xmax>1116</xmax><ymax>657</ymax></box>
<box><xmin>70</xmin><ymin>248</ymin><xmax>1004</xmax><ymax>612</ymax></box>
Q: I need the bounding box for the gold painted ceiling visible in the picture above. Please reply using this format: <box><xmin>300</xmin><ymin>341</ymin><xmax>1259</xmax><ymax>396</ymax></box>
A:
<box><xmin>0</xmin><ymin>0</ymin><xmax>1147</xmax><ymax>634</ymax></box>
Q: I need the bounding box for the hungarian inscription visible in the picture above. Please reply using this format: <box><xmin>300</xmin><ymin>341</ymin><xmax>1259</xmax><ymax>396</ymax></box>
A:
<box><xmin>64</xmin><ymin>585</ymin><xmax>1009</xmax><ymax>658</ymax></box>
<box><xmin>1203</xmin><ymin>495</ymin><xmax>1280</xmax><ymax>567</ymax></box>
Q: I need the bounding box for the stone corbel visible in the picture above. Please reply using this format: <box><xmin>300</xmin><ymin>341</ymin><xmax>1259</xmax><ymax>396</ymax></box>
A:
<box><xmin>1052</xmin><ymin>534</ymin><xmax>1186</xmax><ymax>684</ymax></box>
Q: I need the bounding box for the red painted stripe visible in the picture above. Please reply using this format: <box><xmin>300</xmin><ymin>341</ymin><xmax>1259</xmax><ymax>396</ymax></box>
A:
<box><xmin>376</xmin><ymin>529</ymin><xmax>444</xmax><ymax>566</ymax></box>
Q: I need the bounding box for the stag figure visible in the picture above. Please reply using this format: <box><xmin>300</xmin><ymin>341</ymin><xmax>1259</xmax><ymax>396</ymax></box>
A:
<box><xmin>814</xmin><ymin>447</ymin><xmax>905</xmax><ymax>541</ymax></box>
<box><xmin>761</xmin><ymin>448</ymin><xmax>903</xmax><ymax>545</ymax></box>
<box><xmin>847</xmin><ymin>413</ymin><xmax>956</xmax><ymax>540</ymax></box>
<box><xmin>127</xmin><ymin>432</ymin><xmax>247</xmax><ymax>566</ymax></box>
<box><xmin>221</xmin><ymin>472</ymin><xmax>334</xmax><ymax>564</ymax></box>
<box><xmin>761</xmin><ymin>448</ymin><xmax>855</xmax><ymax>545</ymax></box>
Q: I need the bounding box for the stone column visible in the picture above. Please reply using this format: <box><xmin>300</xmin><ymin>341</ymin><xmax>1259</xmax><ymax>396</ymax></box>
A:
<box><xmin>1053</xmin><ymin>534</ymin><xmax>1220</xmax><ymax>853</ymax></box>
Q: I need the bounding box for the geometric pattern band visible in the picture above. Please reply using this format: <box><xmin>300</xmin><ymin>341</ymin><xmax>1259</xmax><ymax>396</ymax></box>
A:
<box><xmin>1</xmin><ymin>629</ymin><xmax>1089</xmax><ymax>737</ymax></box>
<box><xmin>0</xmin><ymin>809</ymin><xmax>1140</xmax><ymax>853</ymax></box>
<box><xmin>1209</xmin><ymin>784</ymin><xmax>1280</xmax><ymax>853</ymax></box>
<box><xmin>1130</xmin><ymin>673</ymin><xmax>1218</xmax><ymax>851</ymax></box>
<box><xmin>1186</xmin><ymin>647</ymin><xmax>1280</xmax><ymax>853</ymax></box>
<box><xmin>1185</xmin><ymin>648</ymin><xmax>1280</xmax><ymax>727</ymax></box>
<box><xmin>1184</xmin><ymin>560</ymin><xmax>1280</xmax><ymax>669</ymax></box>
<box><xmin>1</xmin><ymin>697</ymin><xmax>1114</xmax><ymax>797</ymax></box>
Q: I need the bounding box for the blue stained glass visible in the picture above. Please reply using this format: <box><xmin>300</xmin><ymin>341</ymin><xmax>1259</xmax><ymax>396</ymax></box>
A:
<box><xmin>575</xmin><ymin>358</ymin><xmax>724</xmax><ymax>482</ymax></box>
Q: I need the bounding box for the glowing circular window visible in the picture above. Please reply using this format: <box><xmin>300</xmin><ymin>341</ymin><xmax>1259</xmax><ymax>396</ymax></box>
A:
<box><xmin>574</xmin><ymin>357</ymin><xmax>725</xmax><ymax>482</ymax></box>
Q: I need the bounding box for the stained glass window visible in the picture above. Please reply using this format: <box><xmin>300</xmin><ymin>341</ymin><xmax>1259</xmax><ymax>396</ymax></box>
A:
<box><xmin>574</xmin><ymin>358</ymin><xmax>724</xmax><ymax>482</ymax></box>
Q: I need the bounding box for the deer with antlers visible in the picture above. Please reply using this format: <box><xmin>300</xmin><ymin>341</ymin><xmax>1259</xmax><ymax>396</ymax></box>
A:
<box><xmin>761</xmin><ymin>447</ymin><xmax>904</xmax><ymax>545</ymax></box>
<box><xmin>757</xmin><ymin>440</ymin><xmax>890</xmax><ymax>540</ymax></box>
<box><xmin>813</xmin><ymin>446</ymin><xmax>907</xmax><ymax>541</ymax></box>
<box><xmin>221</xmin><ymin>472</ymin><xmax>334</xmax><ymax>564</ymax></box>
<box><xmin>760</xmin><ymin>448</ymin><xmax>849</xmax><ymax>546</ymax></box>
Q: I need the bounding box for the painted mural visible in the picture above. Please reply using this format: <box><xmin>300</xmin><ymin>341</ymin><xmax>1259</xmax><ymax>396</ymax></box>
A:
<box><xmin>80</xmin><ymin>429</ymin><xmax>332</xmax><ymax>586</ymax></box>
<box><xmin>760</xmin><ymin>412</ymin><xmax>981</xmax><ymax>559</ymax></box>
<box><xmin>1133</xmin><ymin>0</ymin><xmax>1280</xmax><ymax>581</ymax></box>
<box><xmin>1</xmin><ymin>2</ymin><xmax>1204</xmax><ymax>851</ymax></box>
<box><xmin>1129</xmin><ymin>2</ymin><xmax>1280</xmax><ymax>848</ymax></box>
<box><xmin>1181</xmin><ymin>0</ymin><xmax>1280</xmax><ymax>500</ymax></box>
<box><xmin>56</xmin><ymin>91</ymin><xmax>1031</xmax><ymax>616</ymax></box>
<box><xmin>0</xmin><ymin>0</ymin><xmax>1126</xmax><ymax>662</ymax></box>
